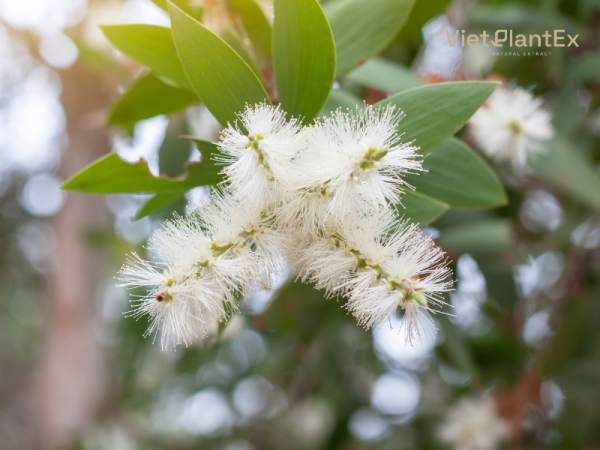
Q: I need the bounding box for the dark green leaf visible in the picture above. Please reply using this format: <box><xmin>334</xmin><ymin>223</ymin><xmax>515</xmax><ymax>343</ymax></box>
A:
<box><xmin>108</xmin><ymin>73</ymin><xmax>198</xmax><ymax>129</ymax></box>
<box><xmin>158</xmin><ymin>118</ymin><xmax>193</xmax><ymax>177</ymax></box>
<box><xmin>405</xmin><ymin>138</ymin><xmax>507</xmax><ymax>209</ymax></box>
<box><xmin>101</xmin><ymin>25</ymin><xmax>193</xmax><ymax>90</ymax></box>
<box><xmin>398</xmin><ymin>0</ymin><xmax>452</xmax><ymax>39</ymax></box>
<box><xmin>179</xmin><ymin>136</ymin><xmax>220</xmax><ymax>158</ymax></box>
<box><xmin>399</xmin><ymin>191</ymin><xmax>448</xmax><ymax>225</ymax></box>
<box><xmin>345</xmin><ymin>57</ymin><xmax>422</xmax><ymax>93</ymax></box>
<box><xmin>568</xmin><ymin>51</ymin><xmax>600</xmax><ymax>82</ymax></box>
<box><xmin>377</xmin><ymin>82</ymin><xmax>499</xmax><ymax>153</ymax></box>
<box><xmin>438</xmin><ymin>219</ymin><xmax>513</xmax><ymax>256</ymax></box>
<box><xmin>134</xmin><ymin>192</ymin><xmax>186</xmax><ymax>221</ymax></box>
<box><xmin>62</xmin><ymin>153</ymin><xmax>223</xmax><ymax>194</ymax></box>
<box><xmin>273</xmin><ymin>0</ymin><xmax>336</xmax><ymax>123</ymax></box>
<box><xmin>326</xmin><ymin>0</ymin><xmax>415</xmax><ymax>76</ymax></box>
<box><xmin>168</xmin><ymin>2</ymin><xmax>270</xmax><ymax>126</ymax></box>
<box><xmin>437</xmin><ymin>314</ymin><xmax>481</xmax><ymax>384</ymax></box>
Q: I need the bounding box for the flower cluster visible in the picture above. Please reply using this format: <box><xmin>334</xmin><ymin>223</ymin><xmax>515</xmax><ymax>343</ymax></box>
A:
<box><xmin>468</xmin><ymin>85</ymin><xmax>553</xmax><ymax>167</ymax></box>
<box><xmin>119</xmin><ymin>103</ymin><xmax>453</xmax><ymax>350</ymax></box>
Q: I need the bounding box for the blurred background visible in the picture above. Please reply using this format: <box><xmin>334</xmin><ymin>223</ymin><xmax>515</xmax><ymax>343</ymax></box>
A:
<box><xmin>1</xmin><ymin>0</ymin><xmax>600</xmax><ymax>449</ymax></box>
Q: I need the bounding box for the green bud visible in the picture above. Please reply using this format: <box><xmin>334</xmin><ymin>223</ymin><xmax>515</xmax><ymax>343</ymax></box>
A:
<box><xmin>371</xmin><ymin>148</ymin><xmax>388</xmax><ymax>161</ymax></box>
<box><xmin>411</xmin><ymin>291</ymin><xmax>427</xmax><ymax>307</ymax></box>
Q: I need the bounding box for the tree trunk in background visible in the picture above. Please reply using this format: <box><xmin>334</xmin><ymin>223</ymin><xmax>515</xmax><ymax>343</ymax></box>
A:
<box><xmin>32</xmin><ymin>61</ymin><xmax>114</xmax><ymax>449</ymax></box>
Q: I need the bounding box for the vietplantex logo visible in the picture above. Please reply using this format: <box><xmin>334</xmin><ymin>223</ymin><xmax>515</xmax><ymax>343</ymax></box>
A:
<box><xmin>446</xmin><ymin>29</ymin><xmax>579</xmax><ymax>57</ymax></box>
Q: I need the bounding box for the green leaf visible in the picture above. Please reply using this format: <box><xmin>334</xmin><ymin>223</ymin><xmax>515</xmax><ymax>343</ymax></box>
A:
<box><xmin>405</xmin><ymin>138</ymin><xmax>507</xmax><ymax>209</ymax></box>
<box><xmin>273</xmin><ymin>0</ymin><xmax>336</xmax><ymax>123</ymax></box>
<box><xmin>62</xmin><ymin>153</ymin><xmax>223</xmax><ymax>194</ymax></box>
<box><xmin>345</xmin><ymin>57</ymin><xmax>422</xmax><ymax>93</ymax></box>
<box><xmin>532</xmin><ymin>138</ymin><xmax>600</xmax><ymax>211</ymax></box>
<box><xmin>438</xmin><ymin>219</ymin><xmax>513</xmax><ymax>256</ymax></box>
<box><xmin>231</xmin><ymin>0</ymin><xmax>272</xmax><ymax>59</ymax></box>
<box><xmin>179</xmin><ymin>136</ymin><xmax>220</xmax><ymax>158</ymax></box>
<box><xmin>398</xmin><ymin>0</ymin><xmax>452</xmax><ymax>39</ymax></box>
<box><xmin>158</xmin><ymin>118</ymin><xmax>193</xmax><ymax>177</ymax></box>
<box><xmin>318</xmin><ymin>88</ymin><xmax>362</xmax><ymax>118</ymax></box>
<box><xmin>134</xmin><ymin>192</ymin><xmax>186</xmax><ymax>221</ymax></box>
<box><xmin>108</xmin><ymin>73</ymin><xmax>198</xmax><ymax>129</ymax></box>
<box><xmin>568</xmin><ymin>51</ymin><xmax>600</xmax><ymax>82</ymax></box>
<box><xmin>149</xmin><ymin>0</ymin><xmax>201</xmax><ymax>18</ymax></box>
<box><xmin>168</xmin><ymin>2</ymin><xmax>270</xmax><ymax>126</ymax></box>
<box><xmin>437</xmin><ymin>314</ymin><xmax>481</xmax><ymax>384</ymax></box>
<box><xmin>377</xmin><ymin>82</ymin><xmax>499</xmax><ymax>153</ymax></box>
<box><xmin>221</xmin><ymin>29</ymin><xmax>261</xmax><ymax>77</ymax></box>
<box><xmin>101</xmin><ymin>25</ymin><xmax>193</xmax><ymax>91</ymax></box>
<box><xmin>399</xmin><ymin>191</ymin><xmax>448</xmax><ymax>225</ymax></box>
<box><xmin>326</xmin><ymin>0</ymin><xmax>415</xmax><ymax>76</ymax></box>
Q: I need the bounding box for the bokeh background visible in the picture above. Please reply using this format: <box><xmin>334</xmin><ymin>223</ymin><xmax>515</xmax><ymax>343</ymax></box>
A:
<box><xmin>1</xmin><ymin>0</ymin><xmax>600</xmax><ymax>449</ymax></box>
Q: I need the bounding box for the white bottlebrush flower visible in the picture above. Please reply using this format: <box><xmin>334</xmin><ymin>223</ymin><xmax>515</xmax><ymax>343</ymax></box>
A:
<box><xmin>118</xmin><ymin>188</ymin><xmax>285</xmax><ymax>350</ymax></box>
<box><xmin>195</xmin><ymin>188</ymin><xmax>286</xmax><ymax>290</ymax></box>
<box><xmin>438</xmin><ymin>397</ymin><xmax>509</xmax><ymax>450</ymax></box>
<box><xmin>287</xmin><ymin>104</ymin><xmax>421</xmax><ymax>222</ymax></box>
<box><xmin>301</xmin><ymin>209</ymin><xmax>452</xmax><ymax>345</ymax></box>
<box><xmin>469</xmin><ymin>86</ymin><xmax>553</xmax><ymax>167</ymax></box>
<box><xmin>216</xmin><ymin>103</ymin><xmax>303</xmax><ymax>208</ymax></box>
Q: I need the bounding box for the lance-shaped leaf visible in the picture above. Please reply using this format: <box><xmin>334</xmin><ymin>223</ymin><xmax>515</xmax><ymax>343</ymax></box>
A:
<box><xmin>404</xmin><ymin>138</ymin><xmax>507</xmax><ymax>210</ymax></box>
<box><xmin>62</xmin><ymin>152</ymin><xmax>223</xmax><ymax>194</ymax></box>
<box><xmin>399</xmin><ymin>191</ymin><xmax>449</xmax><ymax>225</ymax></box>
<box><xmin>273</xmin><ymin>0</ymin><xmax>336</xmax><ymax>123</ymax></box>
<box><xmin>134</xmin><ymin>192</ymin><xmax>186</xmax><ymax>221</ymax></box>
<box><xmin>108</xmin><ymin>73</ymin><xmax>198</xmax><ymax>129</ymax></box>
<box><xmin>532</xmin><ymin>138</ymin><xmax>600</xmax><ymax>211</ymax></box>
<box><xmin>377</xmin><ymin>81</ymin><xmax>498</xmax><ymax>153</ymax></box>
<box><xmin>345</xmin><ymin>57</ymin><xmax>422</xmax><ymax>93</ymax></box>
<box><xmin>101</xmin><ymin>25</ymin><xmax>193</xmax><ymax>91</ymax></box>
<box><xmin>168</xmin><ymin>2</ymin><xmax>270</xmax><ymax>126</ymax></box>
<box><xmin>231</xmin><ymin>0</ymin><xmax>272</xmax><ymax>59</ymax></box>
<box><xmin>326</xmin><ymin>0</ymin><xmax>415</xmax><ymax>76</ymax></box>
<box><xmin>318</xmin><ymin>88</ymin><xmax>362</xmax><ymax>118</ymax></box>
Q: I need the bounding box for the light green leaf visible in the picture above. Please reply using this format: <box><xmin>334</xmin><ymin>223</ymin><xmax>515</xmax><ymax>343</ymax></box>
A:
<box><xmin>377</xmin><ymin>82</ymin><xmax>498</xmax><ymax>153</ymax></box>
<box><xmin>62</xmin><ymin>153</ymin><xmax>223</xmax><ymax>194</ymax></box>
<box><xmin>231</xmin><ymin>0</ymin><xmax>272</xmax><ymax>59</ymax></box>
<box><xmin>273</xmin><ymin>0</ymin><xmax>336</xmax><ymax>123</ymax></box>
<box><xmin>405</xmin><ymin>138</ymin><xmax>507</xmax><ymax>209</ymax></box>
<box><xmin>168</xmin><ymin>2</ymin><xmax>270</xmax><ymax>126</ymax></box>
<box><xmin>532</xmin><ymin>138</ymin><xmax>600</xmax><ymax>211</ymax></box>
<box><xmin>149</xmin><ymin>0</ymin><xmax>201</xmax><ymax>18</ymax></box>
<box><xmin>346</xmin><ymin>57</ymin><xmax>422</xmax><ymax>93</ymax></box>
<box><xmin>134</xmin><ymin>192</ymin><xmax>185</xmax><ymax>221</ymax></box>
<box><xmin>101</xmin><ymin>25</ymin><xmax>193</xmax><ymax>91</ymax></box>
<box><xmin>399</xmin><ymin>191</ymin><xmax>449</xmax><ymax>225</ymax></box>
<box><xmin>108</xmin><ymin>73</ymin><xmax>198</xmax><ymax>129</ymax></box>
<box><xmin>326</xmin><ymin>0</ymin><xmax>415</xmax><ymax>76</ymax></box>
<box><xmin>318</xmin><ymin>88</ymin><xmax>362</xmax><ymax>118</ymax></box>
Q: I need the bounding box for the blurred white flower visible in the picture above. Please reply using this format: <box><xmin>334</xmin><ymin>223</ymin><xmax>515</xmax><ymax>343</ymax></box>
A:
<box><xmin>438</xmin><ymin>397</ymin><xmax>509</xmax><ymax>450</ymax></box>
<box><xmin>469</xmin><ymin>86</ymin><xmax>553</xmax><ymax>167</ymax></box>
